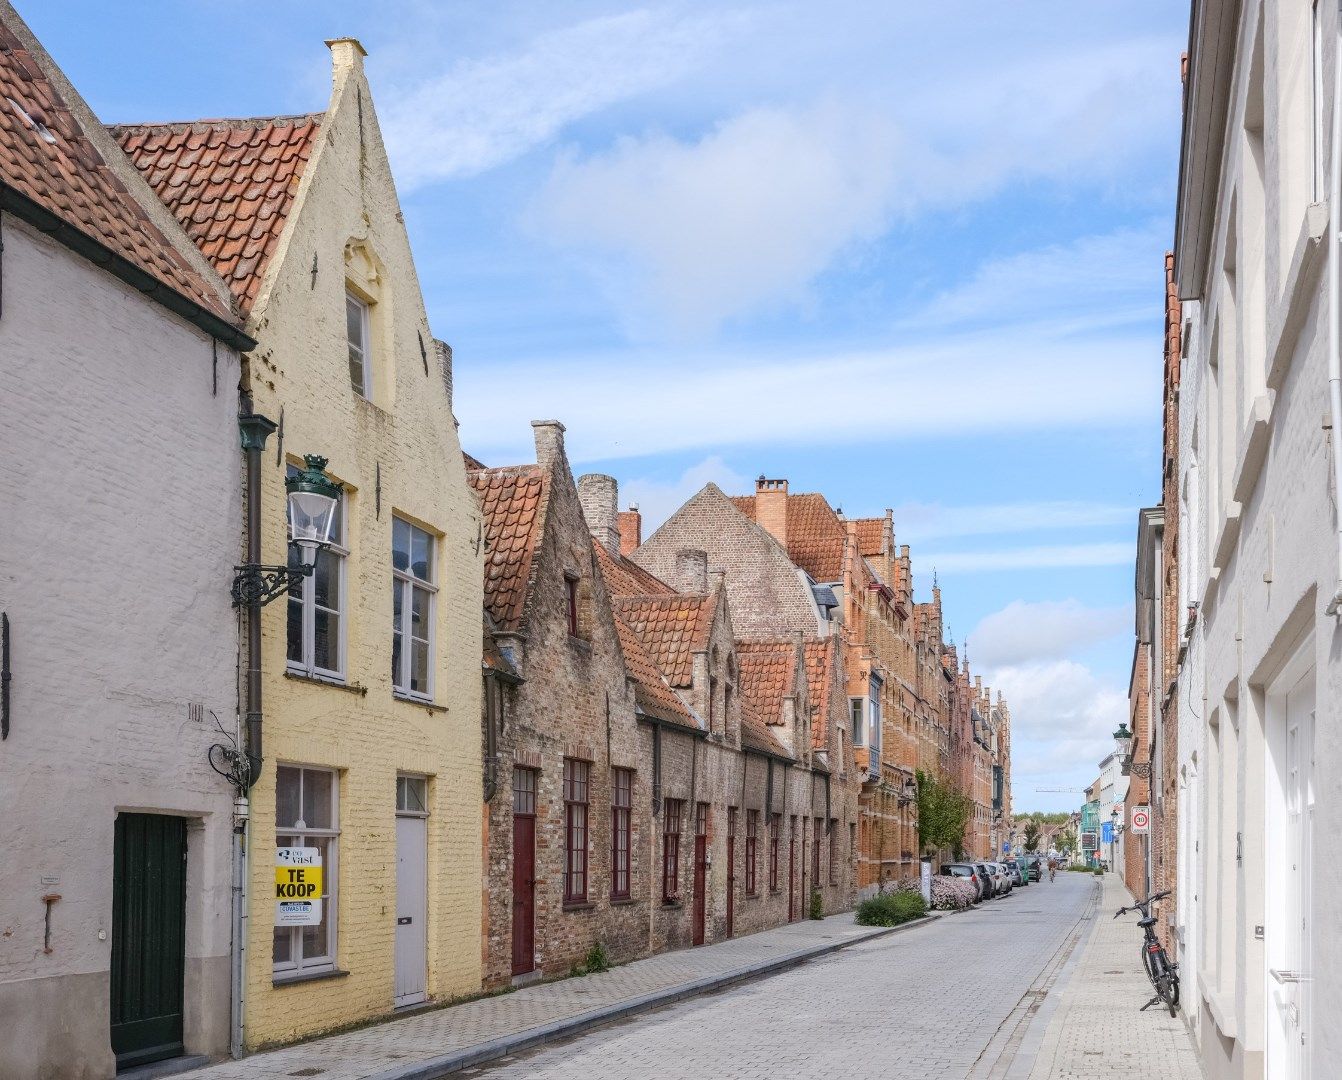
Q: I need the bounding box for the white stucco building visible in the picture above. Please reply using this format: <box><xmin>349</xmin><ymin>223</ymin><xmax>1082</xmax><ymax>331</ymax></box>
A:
<box><xmin>0</xmin><ymin>5</ymin><xmax>253</xmax><ymax>1075</ymax></box>
<box><xmin>1174</xmin><ymin>2</ymin><xmax>1339</xmax><ymax>1078</ymax></box>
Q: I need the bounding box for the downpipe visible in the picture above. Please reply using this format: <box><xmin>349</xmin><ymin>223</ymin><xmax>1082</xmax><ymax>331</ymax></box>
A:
<box><xmin>1328</xmin><ymin>1</ymin><xmax>1342</xmax><ymax>615</ymax></box>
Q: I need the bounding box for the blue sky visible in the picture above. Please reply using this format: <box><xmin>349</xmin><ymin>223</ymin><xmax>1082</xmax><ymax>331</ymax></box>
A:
<box><xmin>27</xmin><ymin>0</ymin><xmax>1186</xmax><ymax>811</ymax></box>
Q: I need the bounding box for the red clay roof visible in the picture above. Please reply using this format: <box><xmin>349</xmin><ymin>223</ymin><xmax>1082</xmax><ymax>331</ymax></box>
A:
<box><xmin>111</xmin><ymin>114</ymin><xmax>322</xmax><ymax>313</ymax></box>
<box><xmin>735</xmin><ymin>640</ymin><xmax>799</xmax><ymax>726</ymax></box>
<box><xmin>803</xmin><ymin>637</ymin><xmax>838</xmax><ymax>749</ymax></box>
<box><xmin>468</xmin><ymin>465</ymin><xmax>547</xmax><ymax>633</ymax></box>
<box><xmin>740</xmin><ymin>706</ymin><xmax>793</xmax><ymax>759</ymax></box>
<box><xmin>729</xmin><ymin>492</ymin><xmax>845</xmax><ymax>581</ymax></box>
<box><xmin>610</xmin><ymin>594</ymin><xmax>714</xmax><ymax>688</ymax></box>
<box><xmin>853</xmin><ymin>518</ymin><xmax>886</xmax><ymax>558</ymax></box>
<box><xmin>593</xmin><ymin>541</ymin><xmax>676</xmax><ymax>599</ymax></box>
<box><xmin>610</xmin><ymin>611</ymin><xmax>699</xmax><ymax>730</ymax></box>
<box><xmin>0</xmin><ymin>22</ymin><xmax>233</xmax><ymax>323</ymax></box>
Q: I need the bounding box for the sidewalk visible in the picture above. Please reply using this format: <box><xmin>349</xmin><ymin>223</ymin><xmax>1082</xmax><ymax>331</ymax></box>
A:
<box><xmin>1025</xmin><ymin>874</ymin><xmax>1202</xmax><ymax>1080</ymax></box>
<box><xmin>178</xmin><ymin>911</ymin><xmax>933</xmax><ymax>1080</ymax></box>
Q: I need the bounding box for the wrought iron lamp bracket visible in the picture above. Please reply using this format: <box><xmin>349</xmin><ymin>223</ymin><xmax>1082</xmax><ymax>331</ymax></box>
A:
<box><xmin>1128</xmin><ymin>760</ymin><xmax>1152</xmax><ymax>779</ymax></box>
<box><xmin>231</xmin><ymin>562</ymin><xmax>312</xmax><ymax>608</ymax></box>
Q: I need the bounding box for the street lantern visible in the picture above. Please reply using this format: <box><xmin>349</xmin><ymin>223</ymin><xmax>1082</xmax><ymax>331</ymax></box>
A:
<box><xmin>286</xmin><ymin>455</ymin><xmax>341</xmax><ymax>568</ymax></box>
<box><xmin>1113</xmin><ymin>722</ymin><xmax>1133</xmax><ymax>762</ymax></box>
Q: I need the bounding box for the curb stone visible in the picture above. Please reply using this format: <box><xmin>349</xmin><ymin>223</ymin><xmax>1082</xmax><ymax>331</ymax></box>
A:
<box><xmin>377</xmin><ymin>913</ymin><xmax>942</xmax><ymax>1080</ymax></box>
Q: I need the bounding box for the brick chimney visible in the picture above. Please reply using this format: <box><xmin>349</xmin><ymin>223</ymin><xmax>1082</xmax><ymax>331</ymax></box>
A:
<box><xmin>618</xmin><ymin>506</ymin><xmax>642</xmax><ymax>556</ymax></box>
<box><xmin>755</xmin><ymin>476</ymin><xmax>788</xmax><ymax>547</ymax></box>
<box><xmin>676</xmin><ymin>549</ymin><xmax>709</xmax><ymax>594</ymax></box>
<box><xmin>532</xmin><ymin>420</ymin><xmax>566</xmax><ymax>470</ymax></box>
<box><xmin>577</xmin><ymin>473</ymin><xmax>619</xmax><ymax>553</ymax></box>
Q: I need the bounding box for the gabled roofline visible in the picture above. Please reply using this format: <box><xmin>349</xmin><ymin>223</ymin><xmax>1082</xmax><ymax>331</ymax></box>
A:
<box><xmin>1</xmin><ymin>185</ymin><xmax>255</xmax><ymax>350</ymax></box>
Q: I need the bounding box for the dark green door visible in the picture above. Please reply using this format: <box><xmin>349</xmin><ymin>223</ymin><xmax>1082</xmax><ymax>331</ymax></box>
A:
<box><xmin>110</xmin><ymin>813</ymin><xmax>187</xmax><ymax>1070</ymax></box>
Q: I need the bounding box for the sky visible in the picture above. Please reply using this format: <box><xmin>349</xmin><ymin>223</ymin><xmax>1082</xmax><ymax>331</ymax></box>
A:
<box><xmin>26</xmin><ymin>0</ymin><xmax>1187</xmax><ymax>812</ymax></box>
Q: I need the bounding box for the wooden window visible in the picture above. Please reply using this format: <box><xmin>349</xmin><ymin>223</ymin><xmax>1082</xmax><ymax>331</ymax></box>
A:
<box><xmin>662</xmin><ymin>799</ymin><xmax>683</xmax><ymax>903</ymax></box>
<box><xmin>611</xmin><ymin>768</ymin><xmax>632</xmax><ymax>900</ymax></box>
<box><xmin>564</xmin><ymin>759</ymin><xmax>589</xmax><ymax>903</ymax></box>
<box><xmin>392</xmin><ymin>518</ymin><xmax>436</xmax><ymax>700</ymax></box>
<box><xmin>769</xmin><ymin>813</ymin><xmax>780</xmax><ymax>891</ymax></box>
<box><xmin>565</xmin><ymin>575</ymin><xmax>579</xmax><ymax>637</ymax></box>
<box><xmin>345</xmin><ymin>291</ymin><xmax>371</xmax><ymax>397</ymax></box>
<box><xmin>273</xmin><ymin>765</ymin><xmax>338</xmax><ymax>977</ymax></box>
<box><xmin>745</xmin><ymin>810</ymin><xmax>759</xmax><ymax>895</ymax></box>
<box><xmin>286</xmin><ymin>466</ymin><xmax>346</xmax><ymax>680</ymax></box>
<box><xmin>829</xmin><ymin>817</ymin><xmax>839</xmax><ymax>885</ymax></box>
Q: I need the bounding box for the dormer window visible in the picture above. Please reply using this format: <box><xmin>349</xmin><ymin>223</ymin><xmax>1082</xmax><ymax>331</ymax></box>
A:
<box><xmin>346</xmin><ymin>290</ymin><xmax>372</xmax><ymax>397</ymax></box>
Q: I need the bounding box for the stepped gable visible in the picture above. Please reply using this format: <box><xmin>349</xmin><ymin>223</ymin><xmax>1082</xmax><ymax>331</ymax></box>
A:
<box><xmin>729</xmin><ymin>491</ymin><xmax>845</xmax><ymax>581</ymax></box>
<box><xmin>111</xmin><ymin>113</ymin><xmax>321</xmax><ymax>313</ymax></box>
<box><xmin>609</xmin><ymin>593</ymin><xmax>715</xmax><ymax>688</ymax></box>
<box><xmin>0</xmin><ymin>20</ymin><xmax>232</xmax><ymax>321</ymax></box>
<box><xmin>467</xmin><ymin>464</ymin><xmax>548</xmax><ymax>633</ymax></box>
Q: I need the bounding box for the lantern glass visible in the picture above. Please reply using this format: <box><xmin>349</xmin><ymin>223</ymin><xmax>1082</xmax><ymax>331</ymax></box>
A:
<box><xmin>1113</xmin><ymin>723</ymin><xmax>1133</xmax><ymax>761</ymax></box>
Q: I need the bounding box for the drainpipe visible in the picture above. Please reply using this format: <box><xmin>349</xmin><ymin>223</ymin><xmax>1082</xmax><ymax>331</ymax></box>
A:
<box><xmin>1328</xmin><ymin>5</ymin><xmax>1342</xmax><ymax>616</ymax></box>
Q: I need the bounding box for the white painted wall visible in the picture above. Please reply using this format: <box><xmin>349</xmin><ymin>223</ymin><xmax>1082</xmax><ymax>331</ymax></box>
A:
<box><xmin>0</xmin><ymin>219</ymin><xmax>241</xmax><ymax>1077</ymax></box>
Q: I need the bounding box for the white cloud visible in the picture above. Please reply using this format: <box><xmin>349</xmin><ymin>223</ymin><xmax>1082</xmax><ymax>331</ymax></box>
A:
<box><xmin>969</xmin><ymin>599</ymin><xmax>1129</xmax><ymax>668</ymax></box>
<box><xmin>527</xmin><ymin>99</ymin><xmax>902</xmax><ymax>334</ymax></box>
<box><xmin>891</xmin><ymin>501</ymin><xmax>1133</xmax><ymax>545</ymax></box>
<box><xmin>618</xmin><ymin>456</ymin><xmax>751</xmax><ymax>534</ymax></box>
<box><xmin>918</xmin><ymin>543</ymin><xmax>1134</xmax><ymax>574</ymax></box>
<box><xmin>380</xmin><ymin>9</ymin><xmax>747</xmax><ymax>189</ymax></box>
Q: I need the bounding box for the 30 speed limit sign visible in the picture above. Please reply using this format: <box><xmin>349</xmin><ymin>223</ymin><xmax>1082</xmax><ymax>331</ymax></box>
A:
<box><xmin>1130</xmin><ymin>805</ymin><xmax>1150</xmax><ymax>834</ymax></box>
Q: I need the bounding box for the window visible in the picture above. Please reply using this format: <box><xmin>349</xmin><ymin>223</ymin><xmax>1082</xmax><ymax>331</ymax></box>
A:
<box><xmin>850</xmin><ymin>697</ymin><xmax>865</xmax><ymax>748</ymax></box>
<box><xmin>611</xmin><ymin>768</ymin><xmax>632</xmax><ymax>900</ymax></box>
<box><xmin>273</xmin><ymin>765</ymin><xmax>339</xmax><ymax>976</ymax></box>
<box><xmin>564</xmin><ymin>759</ymin><xmax>589</xmax><ymax>903</ymax></box>
<box><xmin>287</xmin><ymin>465</ymin><xmax>346</xmax><ymax>680</ymax></box>
<box><xmin>392</xmin><ymin>517</ymin><xmax>435</xmax><ymax>699</ymax></box>
<box><xmin>513</xmin><ymin>766</ymin><xmax>536</xmax><ymax>816</ymax></box>
<box><xmin>662</xmin><ymin>799</ymin><xmax>683</xmax><ymax>903</ymax></box>
<box><xmin>396</xmin><ymin>774</ymin><xmax>427</xmax><ymax>814</ymax></box>
<box><xmin>829</xmin><ymin>818</ymin><xmax>839</xmax><ymax>885</ymax></box>
<box><xmin>745</xmin><ymin>810</ymin><xmax>759</xmax><ymax>895</ymax></box>
<box><xmin>812</xmin><ymin>817</ymin><xmax>822</xmax><ymax>889</ymax></box>
<box><xmin>869</xmin><ymin>678</ymin><xmax>883</xmax><ymax>757</ymax></box>
<box><xmin>565</xmin><ymin>575</ymin><xmax>580</xmax><ymax>636</ymax></box>
<box><xmin>769</xmin><ymin>813</ymin><xmax>780</xmax><ymax>891</ymax></box>
<box><xmin>346</xmin><ymin>291</ymin><xmax>371</xmax><ymax>397</ymax></box>
<box><xmin>709</xmin><ymin>676</ymin><xmax>718</xmax><ymax>732</ymax></box>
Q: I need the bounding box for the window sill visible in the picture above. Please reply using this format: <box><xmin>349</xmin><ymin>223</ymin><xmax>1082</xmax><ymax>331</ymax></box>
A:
<box><xmin>609</xmin><ymin>896</ymin><xmax>638</xmax><ymax>906</ymax></box>
<box><xmin>285</xmin><ymin>669</ymin><xmax>368</xmax><ymax>696</ymax></box>
<box><xmin>273</xmin><ymin>968</ymin><xmax>349</xmax><ymax>988</ymax></box>
<box><xmin>562</xmin><ymin>901</ymin><xmax>596</xmax><ymax>912</ymax></box>
<box><xmin>745</xmin><ymin>891</ymin><xmax>759</xmax><ymax>899</ymax></box>
<box><xmin>660</xmin><ymin>900</ymin><xmax>684</xmax><ymax>910</ymax></box>
<box><xmin>393</xmin><ymin>692</ymin><xmax>448</xmax><ymax>714</ymax></box>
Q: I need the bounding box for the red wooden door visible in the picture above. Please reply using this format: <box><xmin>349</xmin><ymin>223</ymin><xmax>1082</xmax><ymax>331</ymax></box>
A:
<box><xmin>511</xmin><ymin>769</ymin><xmax>537</xmax><ymax>976</ymax></box>
<box><xmin>692</xmin><ymin>803</ymin><xmax>709</xmax><ymax>946</ymax></box>
<box><xmin>788</xmin><ymin>817</ymin><xmax>797</xmax><ymax>922</ymax></box>
<box><xmin>725</xmin><ymin>809</ymin><xmax>736</xmax><ymax>939</ymax></box>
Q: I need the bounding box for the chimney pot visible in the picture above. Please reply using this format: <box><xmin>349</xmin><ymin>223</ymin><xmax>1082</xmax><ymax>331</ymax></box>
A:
<box><xmin>577</xmin><ymin>473</ymin><xmax>619</xmax><ymax>553</ymax></box>
<box><xmin>676</xmin><ymin>549</ymin><xmax>709</xmax><ymax>594</ymax></box>
<box><xmin>532</xmin><ymin>420</ymin><xmax>566</xmax><ymax>469</ymax></box>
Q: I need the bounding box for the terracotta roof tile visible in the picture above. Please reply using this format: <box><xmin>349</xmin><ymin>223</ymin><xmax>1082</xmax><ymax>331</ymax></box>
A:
<box><xmin>610</xmin><ymin>611</ymin><xmax>699</xmax><ymax>730</ymax></box>
<box><xmin>740</xmin><ymin>706</ymin><xmax>793</xmax><ymax>760</ymax></box>
<box><xmin>853</xmin><ymin>518</ymin><xmax>886</xmax><ymax>558</ymax></box>
<box><xmin>729</xmin><ymin>492</ymin><xmax>845</xmax><ymax>581</ymax></box>
<box><xmin>735</xmin><ymin>640</ymin><xmax>798</xmax><ymax>726</ymax></box>
<box><xmin>111</xmin><ymin>113</ymin><xmax>321</xmax><ymax>313</ymax></box>
<box><xmin>592</xmin><ymin>541</ymin><xmax>676</xmax><ymax>599</ymax></box>
<box><xmin>610</xmin><ymin>594</ymin><xmax>714</xmax><ymax>688</ymax></box>
<box><xmin>0</xmin><ymin>21</ymin><xmax>233</xmax><ymax>323</ymax></box>
<box><xmin>803</xmin><ymin>637</ymin><xmax>838</xmax><ymax>749</ymax></box>
<box><xmin>467</xmin><ymin>465</ymin><xmax>547</xmax><ymax>633</ymax></box>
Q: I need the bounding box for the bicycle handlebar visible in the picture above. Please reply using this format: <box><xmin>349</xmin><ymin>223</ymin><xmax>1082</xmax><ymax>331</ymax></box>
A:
<box><xmin>1114</xmin><ymin>889</ymin><xmax>1172</xmax><ymax>918</ymax></box>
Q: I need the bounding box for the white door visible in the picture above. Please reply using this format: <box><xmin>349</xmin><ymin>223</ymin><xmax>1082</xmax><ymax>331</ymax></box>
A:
<box><xmin>395</xmin><ymin>778</ymin><xmax>428</xmax><ymax>1008</ymax></box>
<box><xmin>1268</xmin><ymin>665</ymin><xmax>1313</xmax><ymax>1080</ymax></box>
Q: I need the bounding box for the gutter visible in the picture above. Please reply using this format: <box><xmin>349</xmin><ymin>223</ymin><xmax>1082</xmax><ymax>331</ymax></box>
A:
<box><xmin>1328</xmin><ymin>5</ymin><xmax>1342</xmax><ymax>616</ymax></box>
<box><xmin>0</xmin><ymin>183</ymin><xmax>255</xmax><ymax>351</ymax></box>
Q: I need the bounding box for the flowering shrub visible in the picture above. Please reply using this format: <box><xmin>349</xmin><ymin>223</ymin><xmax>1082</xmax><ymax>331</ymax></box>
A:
<box><xmin>930</xmin><ymin>874</ymin><xmax>976</xmax><ymax>911</ymax></box>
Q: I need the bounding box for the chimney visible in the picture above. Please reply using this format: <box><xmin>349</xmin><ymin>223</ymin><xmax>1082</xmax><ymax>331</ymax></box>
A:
<box><xmin>755</xmin><ymin>476</ymin><xmax>788</xmax><ymax>547</ymax></box>
<box><xmin>708</xmin><ymin>568</ymin><xmax>727</xmax><ymax>593</ymax></box>
<box><xmin>325</xmin><ymin>37</ymin><xmax>367</xmax><ymax>77</ymax></box>
<box><xmin>532</xmin><ymin>420</ymin><xmax>566</xmax><ymax>470</ymax></box>
<box><xmin>676</xmin><ymin>549</ymin><xmax>709</xmax><ymax>594</ymax></box>
<box><xmin>577</xmin><ymin>474</ymin><xmax>619</xmax><ymax>553</ymax></box>
<box><xmin>618</xmin><ymin>506</ymin><xmax>642</xmax><ymax>556</ymax></box>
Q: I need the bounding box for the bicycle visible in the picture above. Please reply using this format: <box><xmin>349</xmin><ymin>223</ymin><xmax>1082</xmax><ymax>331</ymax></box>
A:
<box><xmin>1115</xmin><ymin>889</ymin><xmax>1178</xmax><ymax>1016</ymax></box>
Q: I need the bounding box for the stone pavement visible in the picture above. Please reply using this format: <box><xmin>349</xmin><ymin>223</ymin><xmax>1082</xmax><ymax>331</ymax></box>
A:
<box><xmin>179</xmin><ymin>911</ymin><xmax>924</xmax><ymax>1080</ymax></box>
<box><xmin>1025</xmin><ymin>873</ymin><xmax>1203</xmax><ymax>1080</ymax></box>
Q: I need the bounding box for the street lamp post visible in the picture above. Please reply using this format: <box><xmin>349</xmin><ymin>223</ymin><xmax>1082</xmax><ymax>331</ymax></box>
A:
<box><xmin>1113</xmin><ymin>721</ymin><xmax>1152</xmax><ymax>779</ymax></box>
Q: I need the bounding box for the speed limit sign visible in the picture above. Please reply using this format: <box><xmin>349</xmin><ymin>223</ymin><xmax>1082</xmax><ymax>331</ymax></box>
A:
<box><xmin>1130</xmin><ymin>805</ymin><xmax>1150</xmax><ymax>834</ymax></box>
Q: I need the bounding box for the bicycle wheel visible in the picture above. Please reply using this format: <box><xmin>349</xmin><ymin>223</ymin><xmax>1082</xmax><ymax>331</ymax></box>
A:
<box><xmin>1142</xmin><ymin>943</ymin><xmax>1162</xmax><ymax>989</ymax></box>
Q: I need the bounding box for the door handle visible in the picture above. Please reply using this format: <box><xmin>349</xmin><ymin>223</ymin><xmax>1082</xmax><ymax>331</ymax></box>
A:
<box><xmin>397</xmin><ymin>916</ymin><xmax>412</xmax><ymax>925</ymax></box>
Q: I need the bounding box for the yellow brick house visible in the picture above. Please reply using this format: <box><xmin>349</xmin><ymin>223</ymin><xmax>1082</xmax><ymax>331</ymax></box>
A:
<box><xmin>115</xmin><ymin>39</ymin><xmax>483</xmax><ymax>1046</ymax></box>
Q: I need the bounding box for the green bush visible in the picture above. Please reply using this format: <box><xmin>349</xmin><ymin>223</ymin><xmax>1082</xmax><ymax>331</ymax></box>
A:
<box><xmin>581</xmin><ymin>942</ymin><xmax>610</xmax><ymax>974</ymax></box>
<box><xmin>809</xmin><ymin>888</ymin><xmax>824</xmax><ymax>920</ymax></box>
<box><xmin>855</xmin><ymin>890</ymin><xmax>927</xmax><ymax>927</ymax></box>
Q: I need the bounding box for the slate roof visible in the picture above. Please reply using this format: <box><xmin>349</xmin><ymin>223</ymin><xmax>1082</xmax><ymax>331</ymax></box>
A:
<box><xmin>610</xmin><ymin>611</ymin><xmax>700</xmax><ymax>730</ymax></box>
<box><xmin>610</xmin><ymin>594</ymin><xmax>714</xmax><ymax>688</ymax></box>
<box><xmin>729</xmin><ymin>492</ymin><xmax>846</xmax><ymax>582</ymax></box>
<box><xmin>111</xmin><ymin>114</ymin><xmax>322</xmax><ymax>313</ymax></box>
<box><xmin>0</xmin><ymin>20</ymin><xmax>234</xmax><ymax>324</ymax></box>
<box><xmin>467</xmin><ymin>465</ymin><xmax>547</xmax><ymax>633</ymax></box>
<box><xmin>735</xmin><ymin>640</ymin><xmax>799</xmax><ymax>726</ymax></box>
<box><xmin>593</xmin><ymin>541</ymin><xmax>676</xmax><ymax>599</ymax></box>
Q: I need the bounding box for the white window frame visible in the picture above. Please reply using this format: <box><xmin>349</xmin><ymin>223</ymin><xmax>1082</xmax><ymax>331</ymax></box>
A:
<box><xmin>396</xmin><ymin>774</ymin><xmax>429</xmax><ymax>817</ymax></box>
<box><xmin>850</xmin><ymin>697</ymin><xmax>865</xmax><ymax>748</ymax></box>
<box><xmin>346</xmin><ymin>290</ymin><xmax>372</xmax><ymax>398</ymax></box>
<box><xmin>287</xmin><ymin>466</ymin><xmax>347</xmax><ymax>682</ymax></box>
<box><xmin>392</xmin><ymin>516</ymin><xmax>437</xmax><ymax>702</ymax></box>
<box><xmin>273</xmin><ymin>764</ymin><xmax>340</xmax><ymax>978</ymax></box>
<box><xmin>869</xmin><ymin>678</ymin><xmax>883</xmax><ymax>757</ymax></box>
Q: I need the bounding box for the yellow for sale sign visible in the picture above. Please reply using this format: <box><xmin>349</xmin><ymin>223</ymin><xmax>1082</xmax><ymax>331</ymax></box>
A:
<box><xmin>275</xmin><ymin>847</ymin><xmax>323</xmax><ymax>926</ymax></box>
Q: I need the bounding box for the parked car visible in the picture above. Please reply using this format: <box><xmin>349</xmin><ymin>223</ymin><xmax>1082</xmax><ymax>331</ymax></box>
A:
<box><xmin>1004</xmin><ymin>859</ymin><xmax>1027</xmax><ymax>886</ymax></box>
<box><xmin>974</xmin><ymin>862</ymin><xmax>998</xmax><ymax>897</ymax></box>
<box><xmin>991</xmin><ymin>862</ymin><xmax>1013</xmax><ymax>895</ymax></box>
<box><xmin>1022</xmin><ymin>854</ymin><xmax>1043</xmax><ymax>881</ymax></box>
<box><xmin>942</xmin><ymin>862</ymin><xmax>987</xmax><ymax>902</ymax></box>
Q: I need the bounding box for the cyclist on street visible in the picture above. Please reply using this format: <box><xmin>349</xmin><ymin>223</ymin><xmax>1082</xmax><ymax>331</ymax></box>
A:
<box><xmin>1047</xmin><ymin>858</ymin><xmax>1057</xmax><ymax>882</ymax></box>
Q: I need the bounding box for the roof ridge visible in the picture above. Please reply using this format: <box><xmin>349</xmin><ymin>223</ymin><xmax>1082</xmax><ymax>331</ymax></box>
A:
<box><xmin>109</xmin><ymin>112</ymin><xmax>324</xmax><ymax>133</ymax></box>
